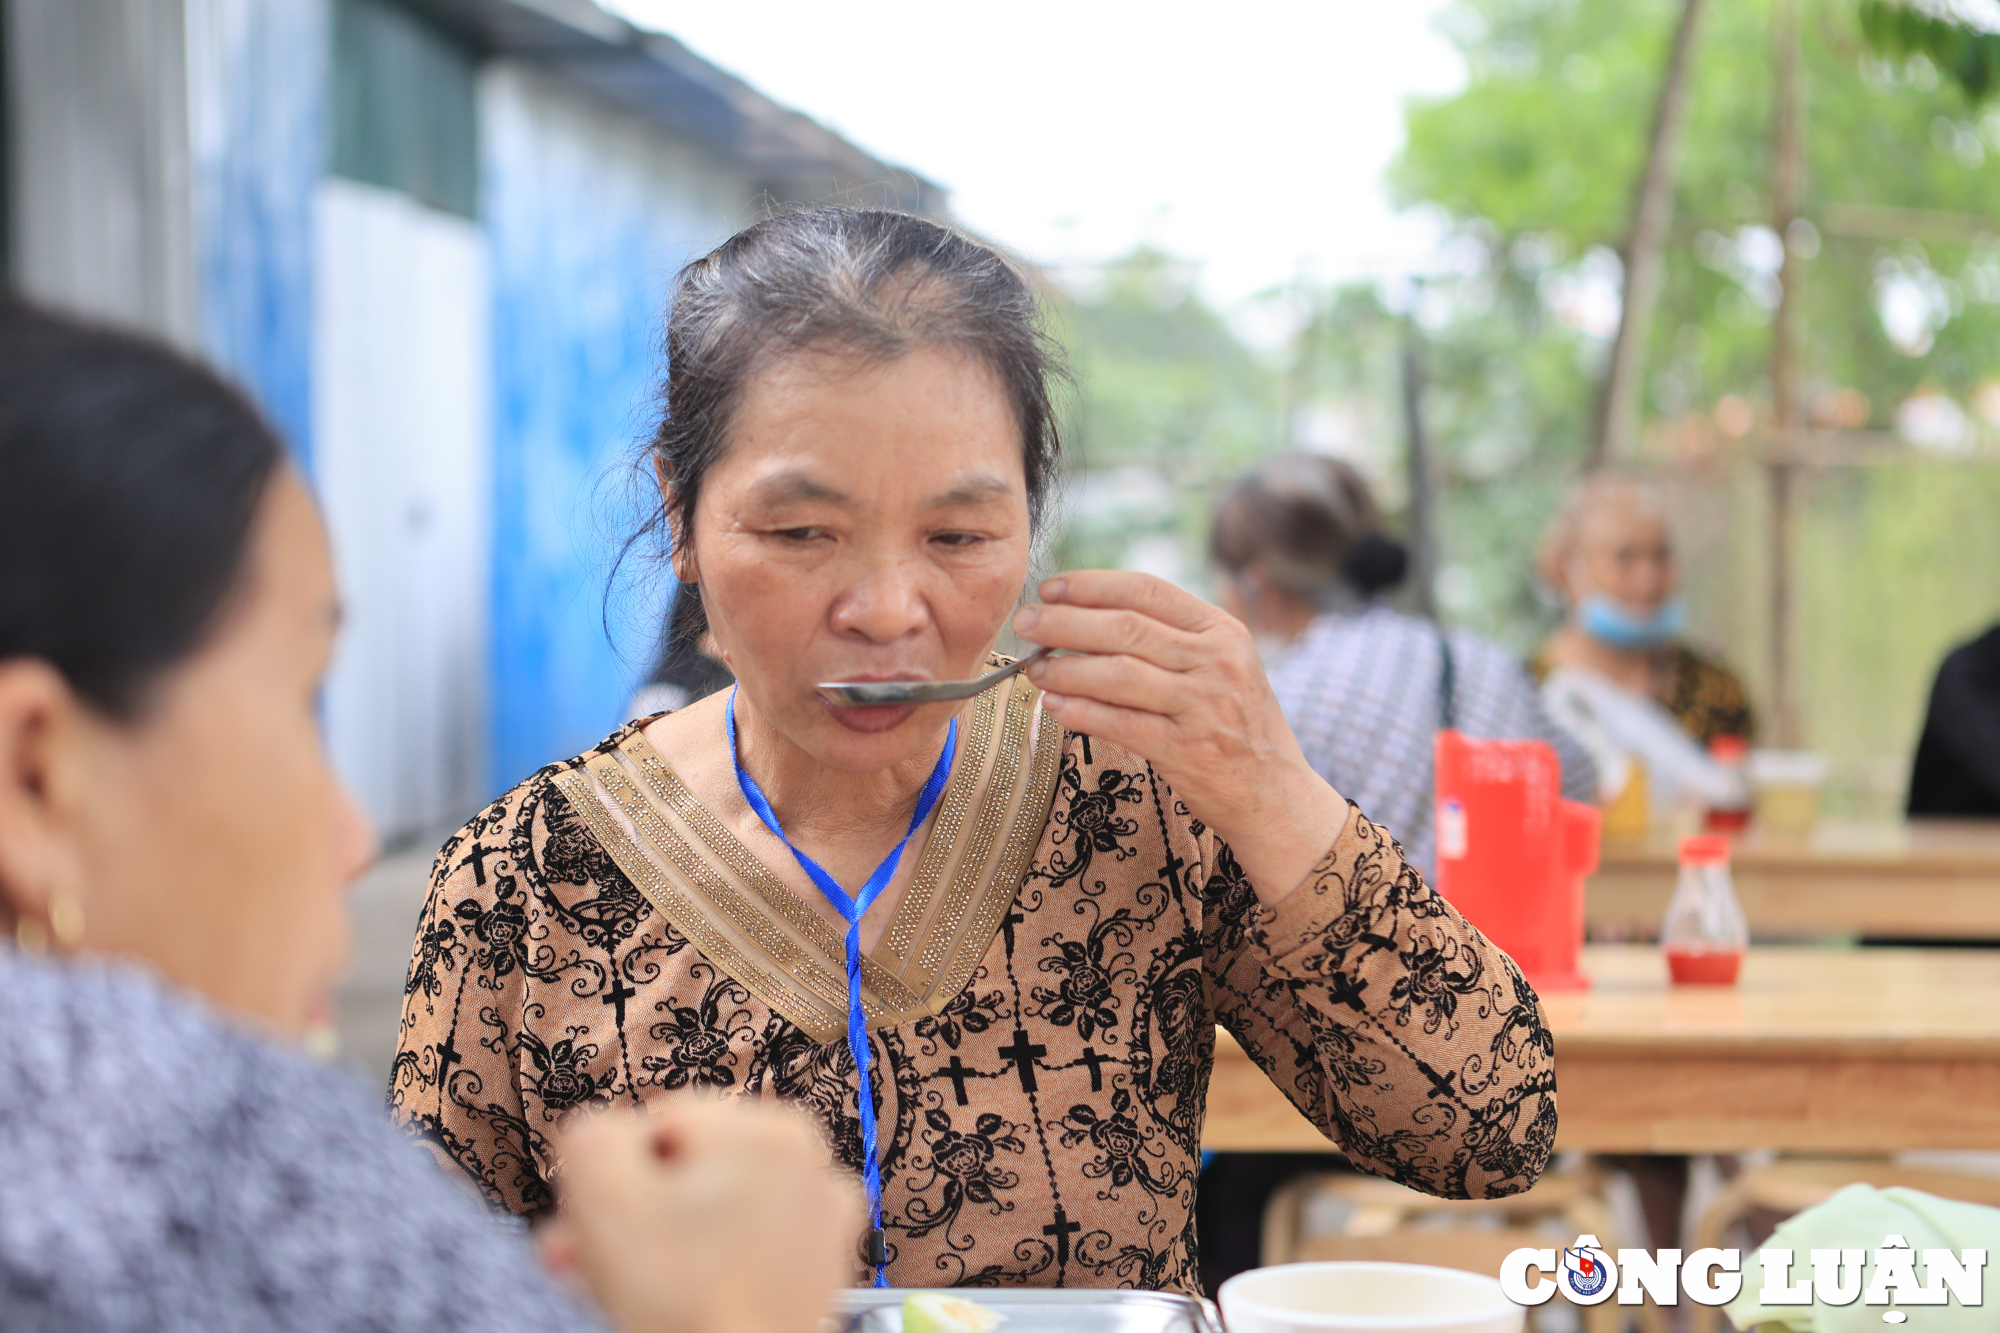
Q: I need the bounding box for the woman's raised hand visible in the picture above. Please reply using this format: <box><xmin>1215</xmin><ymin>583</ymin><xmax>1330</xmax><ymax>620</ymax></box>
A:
<box><xmin>1013</xmin><ymin>571</ymin><xmax>1349</xmax><ymax>904</ymax></box>
<box><xmin>547</xmin><ymin>1098</ymin><xmax>862</xmax><ymax>1333</ymax></box>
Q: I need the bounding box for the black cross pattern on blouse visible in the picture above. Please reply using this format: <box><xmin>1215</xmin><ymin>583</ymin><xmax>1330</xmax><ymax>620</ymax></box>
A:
<box><xmin>458</xmin><ymin>842</ymin><xmax>497</xmax><ymax>887</ymax></box>
<box><xmin>1157</xmin><ymin>847</ymin><xmax>1188</xmax><ymax>895</ymax></box>
<box><xmin>1001</xmin><ymin>908</ymin><xmax>1026</xmax><ymax>953</ymax></box>
<box><xmin>937</xmin><ymin>1056</ymin><xmax>975</xmax><ymax>1106</ymax></box>
<box><xmin>600</xmin><ymin>975</ymin><xmax>637</xmax><ymax>1026</ymax></box>
<box><xmin>1076</xmin><ymin>1046</ymin><xmax>1109</xmax><ymax>1091</ymax></box>
<box><xmin>434</xmin><ymin>1034</ymin><xmax>463</xmax><ymax>1072</ymax></box>
<box><xmin>1327</xmin><ymin>970</ymin><xmax>1371</xmax><ymax>1012</ymax></box>
<box><xmin>1043</xmin><ymin>1207</ymin><xmax>1082</xmax><ymax>1266</ymax></box>
<box><xmin>998</xmin><ymin>1028</ymin><xmax>1047</xmax><ymax>1093</ymax></box>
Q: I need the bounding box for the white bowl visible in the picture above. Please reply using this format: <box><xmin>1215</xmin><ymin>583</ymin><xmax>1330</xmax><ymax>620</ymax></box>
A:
<box><xmin>1218</xmin><ymin>1261</ymin><xmax>1523</xmax><ymax>1333</ymax></box>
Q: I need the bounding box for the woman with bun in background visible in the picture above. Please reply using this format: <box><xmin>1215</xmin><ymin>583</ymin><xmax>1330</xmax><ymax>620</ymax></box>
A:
<box><xmin>1196</xmin><ymin>453</ymin><xmax>1593</xmax><ymax>1293</ymax></box>
<box><xmin>1210</xmin><ymin>454</ymin><xmax>1594</xmax><ymax>880</ymax></box>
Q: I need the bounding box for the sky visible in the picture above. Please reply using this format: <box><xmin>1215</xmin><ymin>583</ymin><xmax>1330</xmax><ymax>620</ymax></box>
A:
<box><xmin>597</xmin><ymin>1</ymin><xmax>1466</xmax><ymax>315</ymax></box>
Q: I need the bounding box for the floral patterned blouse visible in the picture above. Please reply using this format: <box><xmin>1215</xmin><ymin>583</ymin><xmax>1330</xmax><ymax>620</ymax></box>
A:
<box><xmin>388</xmin><ymin>674</ymin><xmax>1555</xmax><ymax>1294</ymax></box>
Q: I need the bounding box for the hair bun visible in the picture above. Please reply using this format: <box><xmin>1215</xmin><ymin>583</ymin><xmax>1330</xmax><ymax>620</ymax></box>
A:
<box><xmin>1342</xmin><ymin>532</ymin><xmax>1408</xmax><ymax>595</ymax></box>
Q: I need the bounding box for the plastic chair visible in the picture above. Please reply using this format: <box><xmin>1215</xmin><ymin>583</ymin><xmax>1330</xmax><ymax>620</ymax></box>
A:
<box><xmin>1260</xmin><ymin>1167</ymin><xmax>1668</xmax><ymax>1333</ymax></box>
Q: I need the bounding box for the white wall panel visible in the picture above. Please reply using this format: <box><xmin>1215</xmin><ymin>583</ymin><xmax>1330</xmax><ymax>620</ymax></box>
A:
<box><xmin>314</xmin><ymin>176</ymin><xmax>489</xmax><ymax>840</ymax></box>
<box><xmin>5</xmin><ymin>0</ymin><xmax>199</xmax><ymax>345</ymax></box>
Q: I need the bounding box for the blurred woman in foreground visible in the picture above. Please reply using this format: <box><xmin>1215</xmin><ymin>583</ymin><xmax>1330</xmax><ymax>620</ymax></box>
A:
<box><xmin>0</xmin><ymin>302</ymin><xmax>856</xmax><ymax>1333</ymax></box>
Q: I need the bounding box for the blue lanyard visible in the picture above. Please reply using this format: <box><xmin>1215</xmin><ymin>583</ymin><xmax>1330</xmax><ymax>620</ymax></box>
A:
<box><xmin>726</xmin><ymin>688</ymin><xmax>958</xmax><ymax>1287</ymax></box>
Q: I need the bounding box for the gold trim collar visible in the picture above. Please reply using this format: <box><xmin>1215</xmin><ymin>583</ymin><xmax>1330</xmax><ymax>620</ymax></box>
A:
<box><xmin>552</xmin><ymin>672</ymin><xmax>1062</xmax><ymax>1044</ymax></box>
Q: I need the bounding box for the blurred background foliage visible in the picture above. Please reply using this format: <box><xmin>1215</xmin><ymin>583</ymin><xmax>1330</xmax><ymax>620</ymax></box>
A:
<box><xmin>1044</xmin><ymin>251</ymin><xmax>1283</xmax><ymax>582</ymax></box>
<box><xmin>1051</xmin><ymin>0</ymin><xmax>2000</xmax><ymax>816</ymax></box>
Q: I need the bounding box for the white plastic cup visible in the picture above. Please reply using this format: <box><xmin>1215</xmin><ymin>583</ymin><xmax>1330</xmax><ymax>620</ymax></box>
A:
<box><xmin>1747</xmin><ymin>749</ymin><xmax>1828</xmax><ymax>839</ymax></box>
<box><xmin>1218</xmin><ymin>1262</ymin><xmax>1524</xmax><ymax>1333</ymax></box>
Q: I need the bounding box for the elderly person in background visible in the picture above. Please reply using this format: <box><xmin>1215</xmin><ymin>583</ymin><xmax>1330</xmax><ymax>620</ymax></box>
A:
<box><xmin>0</xmin><ymin>301</ymin><xmax>857</xmax><ymax>1333</ymax></box>
<box><xmin>1210</xmin><ymin>453</ymin><xmax>1595</xmax><ymax>880</ymax></box>
<box><xmin>1532</xmin><ymin>472</ymin><xmax>1753</xmax><ymax>816</ymax></box>
<box><xmin>1532</xmin><ymin>469</ymin><xmax>1757</xmax><ymax>1253</ymax></box>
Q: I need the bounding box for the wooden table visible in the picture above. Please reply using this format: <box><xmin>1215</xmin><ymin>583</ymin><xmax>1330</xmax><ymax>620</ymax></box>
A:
<box><xmin>1204</xmin><ymin>944</ymin><xmax>2000</xmax><ymax>1155</ymax></box>
<box><xmin>1587</xmin><ymin>819</ymin><xmax>2000</xmax><ymax>940</ymax></box>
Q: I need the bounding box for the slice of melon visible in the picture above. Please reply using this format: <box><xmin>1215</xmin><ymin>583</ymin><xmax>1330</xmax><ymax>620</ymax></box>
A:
<box><xmin>900</xmin><ymin>1292</ymin><xmax>1007</xmax><ymax>1333</ymax></box>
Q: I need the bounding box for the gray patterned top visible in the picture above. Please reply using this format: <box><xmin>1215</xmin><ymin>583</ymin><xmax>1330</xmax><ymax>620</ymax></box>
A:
<box><xmin>1265</xmin><ymin>603</ymin><xmax>1597</xmax><ymax>878</ymax></box>
<box><xmin>0</xmin><ymin>946</ymin><xmax>604</xmax><ymax>1332</ymax></box>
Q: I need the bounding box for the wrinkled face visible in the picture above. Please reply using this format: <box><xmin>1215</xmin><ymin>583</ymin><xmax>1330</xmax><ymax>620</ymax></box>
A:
<box><xmin>66</xmin><ymin>471</ymin><xmax>371</xmax><ymax>1035</ymax></box>
<box><xmin>676</xmin><ymin>344</ymin><xmax>1032</xmax><ymax>772</ymax></box>
<box><xmin>1566</xmin><ymin>504</ymin><xmax>1676</xmax><ymax>615</ymax></box>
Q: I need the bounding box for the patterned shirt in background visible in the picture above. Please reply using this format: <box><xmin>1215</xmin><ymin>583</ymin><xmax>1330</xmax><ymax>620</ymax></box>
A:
<box><xmin>1657</xmin><ymin>643</ymin><xmax>1756</xmax><ymax>745</ymax></box>
<box><xmin>0</xmin><ymin>948</ymin><xmax>603</xmax><ymax>1333</ymax></box>
<box><xmin>1526</xmin><ymin>641</ymin><xmax>1757</xmax><ymax>748</ymax></box>
<box><xmin>1265</xmin><ymin>604</ymin><xmax>1598</xmax><ymax>880</ymax></box>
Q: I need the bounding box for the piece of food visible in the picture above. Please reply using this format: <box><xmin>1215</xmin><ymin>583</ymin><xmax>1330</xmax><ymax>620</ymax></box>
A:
<box><xmin>900</xmin><ymin>1291</ymin><xmax>1006</xmax><ymax>1333</ymax></box>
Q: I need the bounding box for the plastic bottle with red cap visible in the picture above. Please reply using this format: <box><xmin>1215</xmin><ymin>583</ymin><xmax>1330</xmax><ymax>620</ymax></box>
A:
<box><xmin>1704</xmin><ymin>735</ymin><xmax>1753</xmax><ymax>833</ymax></box>
<box><xmin>1661</xmin><ymin>833</ymin><xmax>1748</xmax><ymax>985</ymax></box>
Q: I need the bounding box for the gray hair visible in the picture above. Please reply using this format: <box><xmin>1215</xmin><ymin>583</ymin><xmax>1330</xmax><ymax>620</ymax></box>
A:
<box><xmin>1535</xmin><ymin>470</ymin><xmax>1671</xmax><ymax>588</ymax></box>
<box><xmin>648</xmin><ymin>207</ymin><xmax>1065</xmax><ymax>558</ymax></box>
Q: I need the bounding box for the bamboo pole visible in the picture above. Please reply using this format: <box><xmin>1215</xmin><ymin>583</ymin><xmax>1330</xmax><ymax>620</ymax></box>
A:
<box><xmin>1592</xmin><ymin>0</ymin><xmax>1709</xmax><ymax>467</ymax></box>
<box><xmin>1401</xmin><ymin>327</ymin><xmax>1438</xmax><ymax>618</ymax></box>
<box><xmin>1769</xmin><ymin>0</ymin><xmax>1806</xmax><ymax>748</ymax></box>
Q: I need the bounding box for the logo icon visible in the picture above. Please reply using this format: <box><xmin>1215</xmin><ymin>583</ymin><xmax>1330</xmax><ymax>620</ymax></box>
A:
<box><xmin>1437</xmin><ymin>799</ymin><xmax>1468</xmax><ymax>860</ymax></box>
<box><xmin>1559</xmin><ymin>1236</ymin><xmax>1617</xmax><ymax>1304</ymax></box>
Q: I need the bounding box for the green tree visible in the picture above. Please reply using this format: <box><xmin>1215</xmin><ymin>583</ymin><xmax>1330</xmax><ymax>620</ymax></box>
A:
<box><xmin>1394</xmin><ymin>0</ymin><xmax>2000</xmax><ymax>421</ymax></box>
<box><xmin>1860</xmin><ymin>0</ymin><xmax>2000</xmax><ymax>104</ymax></box>
<box><xmin>1047</xmin><ymin>249</ymin><xmax>1281</xmax><ymax>581</ymax></box>
<box><xmin>1368</xmin><ymin>0</ymin><xmax>2000</xmax><ymax>811</ymax></box>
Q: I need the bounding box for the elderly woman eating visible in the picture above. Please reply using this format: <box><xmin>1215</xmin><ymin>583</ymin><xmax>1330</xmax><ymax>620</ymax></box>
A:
<box><xmin>390</xmin><ymin>208</ymin><xmax>1557</xmax><ymax>1292</ymax></box>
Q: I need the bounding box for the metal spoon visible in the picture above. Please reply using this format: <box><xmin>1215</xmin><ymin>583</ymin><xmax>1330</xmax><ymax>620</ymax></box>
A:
<box><xmin>816</xmin><ymin>647</ymin><xmax>1053</xmax><ymax>707</ymax></box>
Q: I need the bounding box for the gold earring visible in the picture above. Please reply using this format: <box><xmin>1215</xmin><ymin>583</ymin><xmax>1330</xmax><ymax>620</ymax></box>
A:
<box><xmin>14</xmin><ymin>915</ymin><xmax>49</xmax><ymax>955</ymax></box>
<box><xmin>49</xmin><ymin>894</ymin><xmax>84</xmax><ymax>949</ymax></box>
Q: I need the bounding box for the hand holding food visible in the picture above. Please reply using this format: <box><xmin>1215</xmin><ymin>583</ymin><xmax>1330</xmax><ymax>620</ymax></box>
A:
<box><xmin>552</xmin><ymin>1098</ymin><xmax>862</xmax><ymax>1333</ymax></box>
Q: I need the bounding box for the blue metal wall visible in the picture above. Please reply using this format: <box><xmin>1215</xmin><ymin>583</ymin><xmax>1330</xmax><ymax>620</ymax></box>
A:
<box><xmin>187</xmin><ymin>5</ymin><xmax>768</xmax><ymax>807</ymax></box>
<box><xmin>480</xmin><ymin>62</ymin><xmax>750</xmax><ymax>794</ymax></box>
<box><xmin>190</xmin><ymin>0</ymin><xmax>327</xmax><ymax>468</ymax></box>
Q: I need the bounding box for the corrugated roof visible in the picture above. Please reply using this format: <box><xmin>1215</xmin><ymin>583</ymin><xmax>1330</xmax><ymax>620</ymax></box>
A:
<box><xmin>403</xmin><ymin>0</ymin><xmax>949</xmax><ymax>214</ymax></box>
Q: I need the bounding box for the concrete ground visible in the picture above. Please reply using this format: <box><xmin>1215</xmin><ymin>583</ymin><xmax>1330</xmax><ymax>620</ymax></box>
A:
<box><xmin>332</xmin><ymin>837</ymin><xmax>441</xmax><ymax>1092</ymax></box>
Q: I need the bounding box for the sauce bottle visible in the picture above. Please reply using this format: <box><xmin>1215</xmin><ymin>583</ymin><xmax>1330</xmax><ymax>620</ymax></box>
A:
<box><xmin>1662</xmin><ymin>833</ymin><xmax>1747</xmax><ymax>985</ymax></box>
<box><xmin>1704</xmin><ymin>735</ymin><xmax>1753</xmax><ymax>833</ymax></box>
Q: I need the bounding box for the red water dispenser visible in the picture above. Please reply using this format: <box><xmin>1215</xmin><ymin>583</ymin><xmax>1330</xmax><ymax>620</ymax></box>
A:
<box><xmin>1433</xmin><ymin>729</ymin><xmax>1600</xmax><ymax>993</ymax></box>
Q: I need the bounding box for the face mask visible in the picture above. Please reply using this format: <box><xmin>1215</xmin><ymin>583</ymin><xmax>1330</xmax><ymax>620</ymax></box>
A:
<box><xmin>1579</xmin><ymin>594</ymin><xmax>1685</xmax><ymax>650</ymax></box>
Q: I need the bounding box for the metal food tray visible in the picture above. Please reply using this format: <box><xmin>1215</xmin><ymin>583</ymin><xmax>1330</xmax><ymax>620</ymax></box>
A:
<box><xmin>832</xmin><ymin>1288</ymin><xmax>1222</xmax><ymax>1333</ymax></box>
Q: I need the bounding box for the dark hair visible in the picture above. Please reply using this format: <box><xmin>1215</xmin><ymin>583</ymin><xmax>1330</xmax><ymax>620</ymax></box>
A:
<box><xmin>644</xmin><ymin>586</ymin><xmax>732</xmax><ymax>698</ymax></box>
<box><xmin>642</xmin><ymin>208</ymin><xmax>1064</xmax><ymax>623</ymax></box>
<box><xmin>0</xmin><ymin>302</ymin><xmax>283</xmax><ymax>717</ymax></box>
<box><xmin>1211</xmin><ymin>454</ymin><xmax>1407</xmax><ymax>600</ymax></box>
